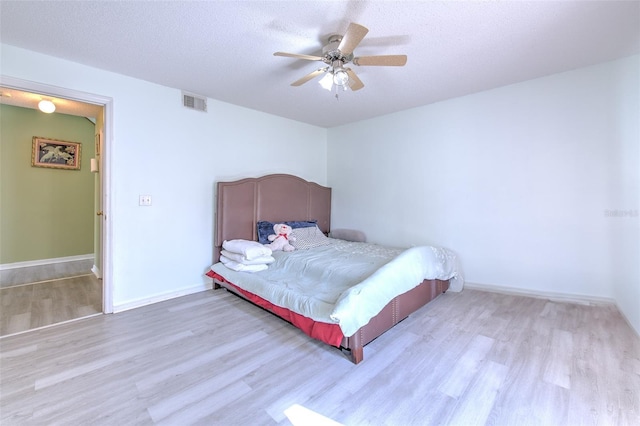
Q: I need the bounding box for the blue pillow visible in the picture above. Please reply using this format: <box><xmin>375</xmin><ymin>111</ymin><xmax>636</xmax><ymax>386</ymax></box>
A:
<box><xmin>257</xmin><ymin>220</ymin><xmax>317</xmax><ymax>244</ymax></box>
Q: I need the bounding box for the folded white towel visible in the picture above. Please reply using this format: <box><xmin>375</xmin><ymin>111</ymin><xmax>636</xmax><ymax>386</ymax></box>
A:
<box><xmin>219</xmin><ymin>256</ymin><xmax>268</xmax><ymax>272</ymax></box>
<box><xmin>221</xmin><ymin>250</ymin><xmax>275</xmax><ymax>265</ymax></box>
<box><xmin>222</xmin><ymin>239</ymin><xmax>272</xmax><ymax>260</ymax></box>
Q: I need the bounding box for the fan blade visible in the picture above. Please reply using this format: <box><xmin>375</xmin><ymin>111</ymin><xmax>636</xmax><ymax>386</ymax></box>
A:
<box><xmin>345</xmin><ymin>68</ymin><xmax>364</xmax><ymax>91</ymax></box>
<box><xmin>337</xmin><ymin>23</ymin><xmax>369</xmax><ymax>56</ymax></box>
<box><xmin>291</xmin><ymin>68</ymin><xmax>327</xmax><ymax>86</ymax></box>
<box><xmin>274</xmin><ymin>52</ymin><xmax>323</xmax><ymax>61</ymax></box>
<box><xmin>353</xmin><ymin>55</ymin><xmax>407</xmax><ymax>66</ymax></box>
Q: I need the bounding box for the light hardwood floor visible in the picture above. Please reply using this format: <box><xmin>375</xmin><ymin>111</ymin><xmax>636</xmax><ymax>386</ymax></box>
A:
<box><xmin>0</xmin><ymin>274</ymin><xmax>102</xmax><ymax>336</ymax></box>
<box><xmin>1</xmin><ymin>288</ymin><xmax>638</xmax><ymax>425</ymax></box>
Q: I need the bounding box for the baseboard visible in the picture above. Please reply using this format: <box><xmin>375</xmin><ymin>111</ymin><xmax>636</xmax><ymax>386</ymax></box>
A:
<box><xmin>112</xmin><ymin>282</ymin><xmax>213</xmax><ymax>313</ymax></box>
<box><xmin>464</xmin><ymin>282</ymin><xmax>616</xmax><ymax>306</ymax></box>
<box><xmin>91</xmin><ymin>265</ymin><xmax>102</xmax><ymax>279</ymax></box>
<box><xmin>0</xmin><ymin>254</ymin><xmax>94</xmax><ymax>271</ymax></box>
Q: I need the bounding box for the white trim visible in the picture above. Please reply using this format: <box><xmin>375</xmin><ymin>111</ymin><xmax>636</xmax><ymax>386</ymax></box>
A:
<box><xmin>0</xmin><ymin>76</ymin><xmax>105</xmax><ymax>107</ymax></box>
<box><xmin>464</xmin><ymin>282</ymin><xmax>616</xmax><ymax>306</ymax></box>
<box><xmin>112</xmin><ymin>283</ymin><xmax>213</xmax><ymax>313</ymax></box>
<box><xmin>1</xmin><ymin>75</ymin><xmax>115</xmax><ymax>315</ymax></box>
<box><xmin>91</xmin><ymin>264</ymin><xmax>102</xmax><ymax>279</ymax></box>
<box><xmin>101</xmin><ymin>98</ymin><xmax>114</xmax><ymax>314</ymax></box>
<box><xmin>0</xmin><ymin>254</ymin><xmax>94</xmax><ymax>271</ymax></box>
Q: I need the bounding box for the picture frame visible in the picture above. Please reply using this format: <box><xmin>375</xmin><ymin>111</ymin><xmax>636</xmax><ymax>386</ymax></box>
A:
<box><xmin>31</xmin><ymin>137</ymin><xmax>82</xmax><ymax>170</ymax></box>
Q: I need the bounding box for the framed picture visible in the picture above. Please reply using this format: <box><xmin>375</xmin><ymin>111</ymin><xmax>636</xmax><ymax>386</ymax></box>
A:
<box><xmin>31</xmin><ymin>137</ymin><xmax>82</xmax><ymax>170</ymax></box>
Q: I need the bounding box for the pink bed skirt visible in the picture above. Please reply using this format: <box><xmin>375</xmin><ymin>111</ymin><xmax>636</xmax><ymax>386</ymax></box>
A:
<box><xmin>207</xmin><ymin>270</ymin><xmax>345</xmax><ymax>347</ymax></box>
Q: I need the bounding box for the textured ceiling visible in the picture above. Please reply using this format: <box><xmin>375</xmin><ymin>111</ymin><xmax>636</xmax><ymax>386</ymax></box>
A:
<box><xmin>1</xmin><ymin>1</ymin><xmax>638</xmax><ymax>128</ymax></box>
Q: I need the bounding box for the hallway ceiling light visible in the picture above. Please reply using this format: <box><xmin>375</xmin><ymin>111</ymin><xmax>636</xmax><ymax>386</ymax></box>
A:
<box><xmin>38</xmin><ymin>100</ymin><xmax>56</xmax><ymax>113</ymax></box>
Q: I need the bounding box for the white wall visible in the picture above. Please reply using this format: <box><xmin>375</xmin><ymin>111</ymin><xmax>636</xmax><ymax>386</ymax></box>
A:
<box><xmin>1</xmin><ymin>45</ymin><xmax>327</xmax><ymax>310</ymax></box>
<box><xmin>327</xmin><ymin>55</ymin><xmax>639</xmax><ymax>333</ymax></box>
<box><xmin>3</xmin><ymin>44</ymin><xmax>637</xmax><ymax>334</ymax></box>
<box><xmin>607</xmin><ymin>57</ymin><xmax>640</xmax><ymax>334</ymax></box>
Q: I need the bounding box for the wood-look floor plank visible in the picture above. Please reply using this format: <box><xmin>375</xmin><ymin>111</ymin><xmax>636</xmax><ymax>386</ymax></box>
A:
<box><xmin>438</xmin><ymin>334</ymin><xmax>495</xmax><ymax>398</ymax></box>
<box><xmin>0</xmin><ymin>274</ymin><xmax>101</xmax><ymax>336</ymax></box>
<box><xmin>155</xmin><ymin>380</ymin><xmax>253</xmax><ymax>425</ymax></box>
<box><xmin>1</xmin><ymin>288</ymin><xmax>638</xmax><ymax>425</ymax></box>
<box><xmin>219</xmin><ymin>336</ymin><xmax>345</xmax><ymax>421</ymax></box>
<box><xmin>445</xmin><ymin>360</ymin><xmax>509</xmax><ymax>425</ymax></box>
<box><xmin>542</xmin><ymin>328</ymin><xmax>573</xmax><ymax>389</ymax></box>
<box><xmin>135</xmin><ymin>330</ymin><xmax>268</xmax><ymax>392</ymax></box>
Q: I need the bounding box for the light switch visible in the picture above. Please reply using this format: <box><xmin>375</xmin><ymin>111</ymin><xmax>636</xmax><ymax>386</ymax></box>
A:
<box><xmin>139</xmin><ymin>195</ymin><xmax>152</xmax><ymax>206</ymax></box>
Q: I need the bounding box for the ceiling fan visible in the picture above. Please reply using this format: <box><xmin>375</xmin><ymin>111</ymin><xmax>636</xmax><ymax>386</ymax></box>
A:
<box><xmin>274</xmin><ymin>22</ymin><xmax>407</xmax><ymax>92</ymax></box>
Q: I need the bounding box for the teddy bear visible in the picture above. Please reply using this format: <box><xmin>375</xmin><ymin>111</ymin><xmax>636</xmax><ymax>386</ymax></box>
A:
<box><xmin>266</xmin><ymin>223</ymin><xmax>296</xmax><ymax>252</ymax></box>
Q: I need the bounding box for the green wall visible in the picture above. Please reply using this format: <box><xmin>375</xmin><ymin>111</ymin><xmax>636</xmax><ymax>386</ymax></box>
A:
<box><xmin>0</xmin><ymin>104</ymin><xmax>95</xmax><ymax>264</ymax></box>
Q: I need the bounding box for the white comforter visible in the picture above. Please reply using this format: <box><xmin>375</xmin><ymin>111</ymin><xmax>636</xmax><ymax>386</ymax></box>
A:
<box><xmin>209</xmin><ymin>239</ymin><xmax>462</xmax><ymax>337</ymax></box>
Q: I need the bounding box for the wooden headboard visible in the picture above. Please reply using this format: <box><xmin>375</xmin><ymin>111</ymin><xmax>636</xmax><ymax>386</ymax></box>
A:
<box><xmin>214</xmin><ymin>174</ymin><xmax>332</xmax><ymax>261</ymax></box>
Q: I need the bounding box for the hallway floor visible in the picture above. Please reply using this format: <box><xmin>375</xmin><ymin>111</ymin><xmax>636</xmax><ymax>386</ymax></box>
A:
<box><xmin>0</xmin><ymin>260</ymin><xmax>101</xmax><ymax>336</ymax></box>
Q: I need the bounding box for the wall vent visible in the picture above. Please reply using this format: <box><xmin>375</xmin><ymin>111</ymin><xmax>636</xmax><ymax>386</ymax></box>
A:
<box><xmin>182</xmin><ymin>92</ymin><xmax>207</xmax><ymax>112</ymax></box>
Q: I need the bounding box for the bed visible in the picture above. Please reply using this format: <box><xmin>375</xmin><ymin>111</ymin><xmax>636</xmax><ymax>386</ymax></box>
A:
<box><xmin>206</xmin><ymin>174</ymin><xmax>460</xmax><ymax>364</ymax></box>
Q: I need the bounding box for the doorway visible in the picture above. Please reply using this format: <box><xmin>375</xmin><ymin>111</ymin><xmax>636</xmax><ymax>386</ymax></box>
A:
<box><xmin>0</xmin><ymin>77</ymin><xmax>113</xmax><ymax>335</ymax></box>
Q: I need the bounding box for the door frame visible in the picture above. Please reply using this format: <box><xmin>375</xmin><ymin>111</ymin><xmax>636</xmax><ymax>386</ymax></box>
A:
<box><xmin>1</xmin><ymin>76</ymin><xmax>114</xmax><ymax>313</ymax></box>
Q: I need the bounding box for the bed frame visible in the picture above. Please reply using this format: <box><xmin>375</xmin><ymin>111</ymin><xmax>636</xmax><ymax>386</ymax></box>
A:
<box><xmin>212</xmin><ymin>174</ymin><xmax>448</xmax><ymax>363</ymax></box>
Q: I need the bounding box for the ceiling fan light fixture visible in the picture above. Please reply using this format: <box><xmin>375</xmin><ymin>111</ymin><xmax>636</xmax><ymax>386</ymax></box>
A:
<box><xmin>319</xmin><ymin>73</ymin><xmax>334</xmax><ymax>91</ymax></box>
<box><xmin>333</xmin><ymin>69</ymin><xmax>349</xmax><ymax>86</ymax></box>
<box><xmin>275</xmin><ymin>22</ymin><xmax>408</xmax><ymax>93</ymax></box>
<box><xmin>38</xmin><ymin>100</ymin><xmax>56</xmax><ymax>113</ymax></box>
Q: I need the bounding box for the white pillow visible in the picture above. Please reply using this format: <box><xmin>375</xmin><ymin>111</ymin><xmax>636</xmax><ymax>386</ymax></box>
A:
<box><xmin>291</xmin><ymin>226</ymin><xmax>331</xmax><ymax>250</ymax></box>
